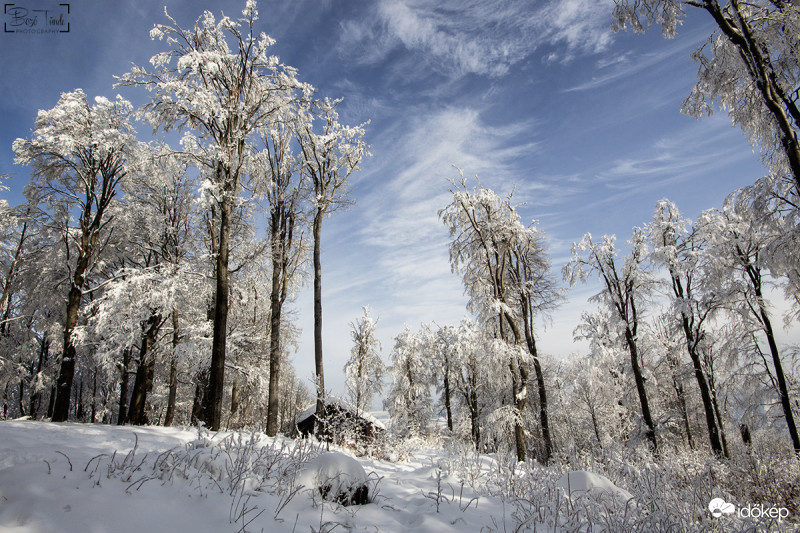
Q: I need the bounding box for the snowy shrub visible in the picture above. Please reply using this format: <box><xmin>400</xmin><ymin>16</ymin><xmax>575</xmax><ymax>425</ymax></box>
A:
<box><xmin>294</xmin><ymin>451</ymin><xmax>371</xmax><ymax>506</ymax></box>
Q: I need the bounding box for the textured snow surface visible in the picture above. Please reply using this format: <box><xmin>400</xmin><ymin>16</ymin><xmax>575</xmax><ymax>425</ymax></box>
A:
<box><xmin>0</xmin><ymin>420</ymin><xmax>504</xmax><ymax>532</ymax></box>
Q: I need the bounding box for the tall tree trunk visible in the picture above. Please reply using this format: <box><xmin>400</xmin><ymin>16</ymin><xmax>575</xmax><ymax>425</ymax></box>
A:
<box><xmin>117</xmin><ymin>347</ymin><xmax>132</xmax><ymax>425</ymax></box>
<box><xmin>90</xmin><ymin>366</ymin><xmax>97</xmax><ymax>423</ymax></box>
<box><xmin>758</xmin><ymin>297</ymin><xmax>800</xmax><ymax>455</ymax></box>
<box><xmin>46</xmin><ymin>384</ymin><xmax>55</xmax><ymax>419</ymax></box>
<box><xmin>164</xmin><ymin>310</ymin><xmax>179</xmax><ymax>427</ymax></box>
<box><xmin>52</xmin><ymin>283</ymin><xmax>83</xmax><ymax>422</ymax></box>
<box><xmin>129</xmin><ymin>314</ymin><xmax>161</xmax><ymax>426</ymax></box>
<box><xmin>266</xmin><ymin>245</ymin><xmax>284</xmax><ymax>437</ymax></box>
<box><xmin>681</xmin><ymin>317</ymin><xmax>724</xmax><ymax>455</ymax></box>
<box><xmin>230</xmin><ymin>380</ymin><xmax>240</xmax><ymax>421</ymax></box>
<box><xmin>30</xmin><ymin>336</ymin><xmax>49</xmax><ymax>419</ymax></box>
<box><xmin>312</xmin><ymin>209</ymin><xmax>326</xmax><ymax>427</ymax></box>
<box><xmin>709</xmin><ymin>380</ymin><xmax>729</xmax><ymax>457</ymax></box>
<box><xmin>205</xmin><ymin>194</ymin><xmax>233</xmax><ymax>431</ymax></box>
<box><xmin>672</xmin><ymin>374</ymin><xmax>694</xmax><ymax>451</ymax></box>
<box><xmin>500</xmin><ymin>312</ymin><xmax>527</xmax><ymax>463</ymax></box>
<box><xmin>76</xmin><ymin>377</ymin><xmax>84</xmax><ymax>421</ymax></box>
<box><xmin>443</xmin><ymin>362</ymin><xmax>453</xmax><ymax>432</ymax></box>
<box><xmin>625</xmin><ymin>326</ymin><xmax>658</xmax><ymax>453</ymax></box>
<box><xmin>469</xmin><ymin>386</ymin><xmax>480</xmax><ymax>449</ymax></box>
<box><xmin>521</xmin><ymin>296</ymin><xmax>553</xmax><ymax>464</ymax></box>
<box><xmin>191</xmin><ymin>368</ymin><xmax>209</xmax><ymax>426</ymax></box>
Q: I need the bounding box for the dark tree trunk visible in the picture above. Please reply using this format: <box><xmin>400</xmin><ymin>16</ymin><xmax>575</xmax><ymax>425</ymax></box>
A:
<box><xmin>204</xmin><ymin>194</ymin><xmax>233</xmax><ymax>431</ymax></box>
<box><xmin>191</xmin><ymin>369</ymin><xmax>209</xmax><ymax>426</ymax></box>
<box><xmin>709</xmin><ymin>378</ymin><xmax>729</xmax><ymax>457</ymax></box>
<box><xmin>265</xmin><ymin>184</ymin><xmax>297</xmax><ymax>437</ymax></box>
<box><xmin>469</xmin><ymin>387</ymin><xmax>480</xmax><ymax>449</ymax></box>
<box><xmin>164</xmin><ymin>310</ymin><xmax>179</xmax><ymax>427</ymax></box>
<box><xmin>589</xmin><ymin>402</ymin><xmax>602</xmax><ymax>447</ymax></box>
<box><xmin>117</xmin><ymin>347</ymin><xmax>132</xmax><ymax>425</ymax></box>
<box><xmin>312</xmin><ymin>210</ymin><xmax>326</xmax><ymax>428</ymax></box>
<box><xmin>443</xmin><ymin>362</ymin><xmax>453</xmax><ymax>432</ymax></box>
<box><xmin>52</xmin><ymin>283</ymin><xmax>83</xmax><ymax>422</ymax></box>
<box><xmin>266</xmin><ymin>248</ymin><xmax>284</xmax><ymax>437</ymax></box>
<box><xmin>521</xmin><ymin>295</ymin><xmax>553</xmax><ymax>464</ymax></box>
<box><xmin>17</xmin><ymin>379</ymin><xmax>25</xmax><ymax>417</ymax></box>
<box><xmin>46</xmin><ymin>384</ymin><xmax>56</xmax><ymax>419</ymax></box>
<box><xmin>672</xmin><ymin>375</ymin><xmax>694</xmax><ymax>450</ymax></box>
<box><xmin>758</xmin><ymin>296</ymin><xmax>800</xmax><ymax>455</ymax></box>
<box><xmin>625</xmin><ymin>325</ymin><xmax>658</xmax><ymax>453</ymax></box>
<box><xmin>511</xmin><ymin>360</ymin><xmax>528</xmax><ymax>463</ymax></box>
<box><xmin>129</xmin><ymin>314</ymin><xmax>161</xmax><ymax>426</ymax></box>
<box><xmin>29</xmin><ymin>336</ymin><xmax>49</xmax><ymax>419</ymax></box>
<box><xmin>76</xmin><ymin>377</ymin><xmax>84</xmax><ymax>421</ymax></box>
<box><xmin>90</xmin><ymin>366</ymin><xmax>97</xmax><ymax>423</ymax></box>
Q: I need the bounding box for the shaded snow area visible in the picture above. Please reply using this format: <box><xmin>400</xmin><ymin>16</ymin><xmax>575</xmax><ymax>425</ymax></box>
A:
<box><xmin>1</xmin><ymin>421</ymin><xmax>797</xmax><ymax>532</ymax></box>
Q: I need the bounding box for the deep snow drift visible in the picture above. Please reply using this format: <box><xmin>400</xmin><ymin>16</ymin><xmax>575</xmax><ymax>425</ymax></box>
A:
<box><xmin>0</xmin><ymin>420</ymin><xmax>795</xmax><ymax>532</ymax></box>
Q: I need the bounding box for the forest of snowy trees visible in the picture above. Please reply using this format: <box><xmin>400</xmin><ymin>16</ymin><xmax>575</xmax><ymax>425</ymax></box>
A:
<box><xmin>1</xmin><ymin>0</ymin><xmax>800</xmax><ymax>488</ymax></box>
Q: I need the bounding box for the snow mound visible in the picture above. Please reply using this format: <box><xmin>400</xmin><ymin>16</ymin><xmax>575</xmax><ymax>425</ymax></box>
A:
<box><xmin>295</xmin><ymin>451</ymin><xmax>369</xmax><ymax>506</ymax></box>
<box><xmin>556</xmin><ymin>470</ymin><xmax>634</xmax><ymax>506</ymax></box>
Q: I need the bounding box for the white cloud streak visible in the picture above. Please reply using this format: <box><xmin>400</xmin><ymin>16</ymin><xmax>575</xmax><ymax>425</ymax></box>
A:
<box><xmin>338</xmin><ymin>0</ymin><xmax>616</xmax><ymax>78</ymax></box>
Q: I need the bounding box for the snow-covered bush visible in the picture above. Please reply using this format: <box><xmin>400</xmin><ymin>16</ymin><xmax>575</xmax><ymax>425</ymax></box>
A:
<box><xmin>294</xmin><ymin>451</ymin><xmax>370</xmax><ymax>506</ymax></box>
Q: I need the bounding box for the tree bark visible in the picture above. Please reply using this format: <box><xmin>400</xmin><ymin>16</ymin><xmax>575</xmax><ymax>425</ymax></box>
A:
<box><xmin>625</xmin><ymin>325</ymin><xmax>658</xmax><ymax>453</ymax></box>
<box><xmin>52</xmin><ymin>282</ymin><xmax>83</xmax><ymax>422</ymax></box>
<box><xmin>205</xmin><ymin>192</ymin><xmax>233</xmax><ymax>431</ymax></box>
<box><xmin>521</xmin><ymin>292</ymin><xmax>553</xmax><ymax>464</ymax></box>
<box><xmin>164</xmin><ymin>310</ymin><xmax>179</xmax><ymax>427</ymax></box>
<box><xmin>443</xmin><ymin>361</ymin><xmax>453</xmax><ymax>432</ymax></box>
<box><xmin>757</xmin><ymin>293</ymin><xmax>800</xmax><ymax>455</ymax></box>
<box><xmin>312</xmin><ymin>209</ymin><xmax>326</xmax><ymax>427</ymax></box>
<box><xmin>266</xmin><ymin>242</ymin><xmax>284</xmax><ymax>436</ymax></box>
<box><xmin>672</xmin><ymin>374</ymin><xmax>694</xmax><ymax>450</ymax></box>
<box><xmin>129</xmin><ymin>314</ymin><xmax>161</xmax><ymax>426</ymax></box>
<box><xmin>191</xmin><ymin>368</ymin><xmax>209</xmax><ymax>426</ymax></box>
<box><xmin>117</xmin><ymin>347</ymin><xmax>132</xmax><ymax>425</ymax></box>
<box><xmin>29</xmin><ymin>336</ymin><xmax>49</xmax><ymax>419</ymax></box>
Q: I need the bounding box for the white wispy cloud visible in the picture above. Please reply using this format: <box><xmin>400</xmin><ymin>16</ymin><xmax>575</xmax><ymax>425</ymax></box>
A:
<box><xmin>337</xmin><ymin>0</ymin><xmax>616</xmax><ymax>78</ymax></box>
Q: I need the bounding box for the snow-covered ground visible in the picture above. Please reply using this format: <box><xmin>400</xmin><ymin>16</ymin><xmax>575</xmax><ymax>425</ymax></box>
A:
<box><xmin>0</xmin><ymin>420</ymin><xmax>796</xmax><ymax>532</ymax></box>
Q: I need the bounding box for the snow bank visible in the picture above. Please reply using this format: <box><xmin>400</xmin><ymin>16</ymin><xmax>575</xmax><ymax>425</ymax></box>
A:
<box><xmin>556</xmin><ymin>470</ymin><xmax>634</xmax><ymax>506</ymax></box>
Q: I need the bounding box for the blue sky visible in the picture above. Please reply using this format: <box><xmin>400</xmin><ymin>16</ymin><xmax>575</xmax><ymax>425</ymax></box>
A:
<box><xmin>0</xmin><ymin>0</ymin><xmax>772</xmax><ymax>398</ymax></box>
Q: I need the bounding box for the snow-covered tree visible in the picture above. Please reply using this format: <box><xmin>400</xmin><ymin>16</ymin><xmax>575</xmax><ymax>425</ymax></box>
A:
<box><xmin>564</xmin><ymin>231</ymin><xmax>659</xmax><ymax>452</ymax></box>
<box><xmin>440</xmin><ymin>174</ymin><xmax>560</xmax><ymax>462</ymax></box>
<box><xmin>297</xmin><ymin>98</ymin><xmax>369</xmax><ymax>419</ymax></box>
<box><xmin>13</xmin><ymin>89</ymin><xmax>136</xmax><ymax>422</ymax></box>
<box><xmin>117</xmin><ymin>1</ymin><xmax>311</xmax><ymax>431</ymax></box>
<box><xmin>646</xmin><ymin>199</ymin><xmax>727</xmax><ymax>456</ymax></box>
<box><xmin>257</xmin><ymin>116</ymin><xmax>308</xmax><ymax>437</ymax></box>
<box><xmin>344</xmin><ymin>306</ymin><xmax>384</xmax><ymax>412</ymax></box>
<box><xmin>698</xmin><ymin>192</ymin><xmax>800</xmax><ymax>454</ymax></box>
<box><xmin>385</xmin><ymin>326</ymin><xmax>433</xmax><ymax>438</ymax></box>
<box><xmin>613</xmin><ymin>1</ymin><xmax>800</xmax><ymax>196</ymax></box>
